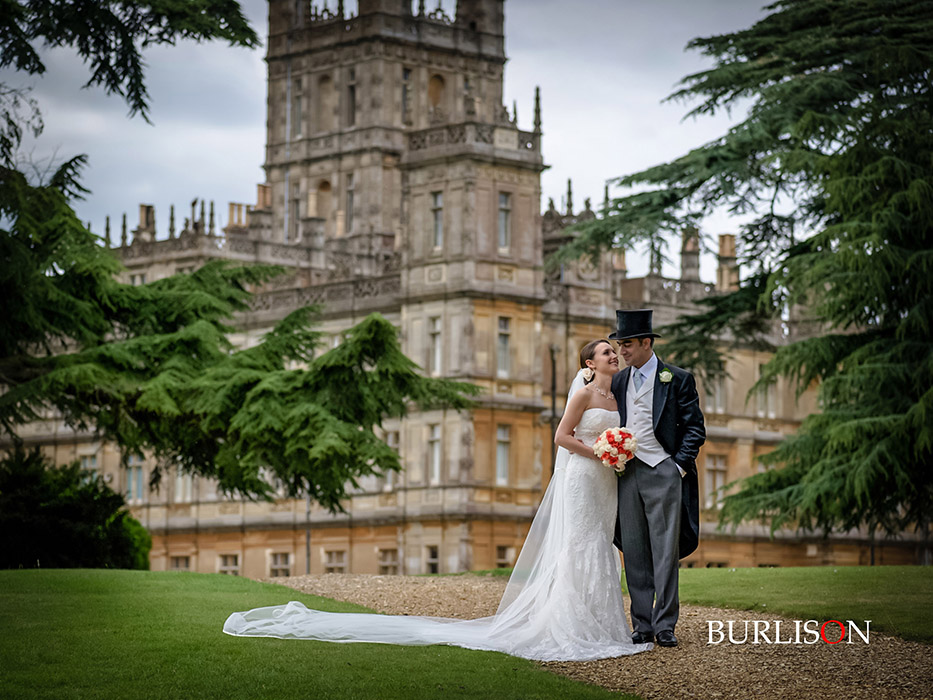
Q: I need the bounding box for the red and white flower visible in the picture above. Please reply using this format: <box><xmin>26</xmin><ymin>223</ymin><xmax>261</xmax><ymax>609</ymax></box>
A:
<box><xmin>593</xmin><ymin>427</ymin><xmax>637</xmax><ymax>475</ymax></box>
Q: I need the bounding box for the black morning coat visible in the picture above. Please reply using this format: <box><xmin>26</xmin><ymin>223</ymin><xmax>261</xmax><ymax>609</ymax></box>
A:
<box><xmin>611</xmin><ymin>359</ymin><xmax>706</xmax><ymax>558</ymax></box>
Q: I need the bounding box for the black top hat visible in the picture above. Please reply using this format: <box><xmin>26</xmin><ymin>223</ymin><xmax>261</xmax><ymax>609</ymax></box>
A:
<box><xmin>608</xmin><ymin>309</ymin><xmax>662</xmax><ymax>341</ymax></box>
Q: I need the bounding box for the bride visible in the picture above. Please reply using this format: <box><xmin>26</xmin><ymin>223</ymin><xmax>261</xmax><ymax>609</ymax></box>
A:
<box><xmin>223</xmin><ymin>339</ymin><xmax>650</xmax><ymax>661</ymax></box>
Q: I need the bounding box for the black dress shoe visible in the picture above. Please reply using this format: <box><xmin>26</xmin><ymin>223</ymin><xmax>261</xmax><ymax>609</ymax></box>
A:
<box><xmin>656</xmin><ymin>630</ymin><xmax>678</xmax><ymax>647</ymax></box>
<box><xmin>631</xmin><ymin>631</ymin><xmax>654</xmax><ymax>644</ymax></box>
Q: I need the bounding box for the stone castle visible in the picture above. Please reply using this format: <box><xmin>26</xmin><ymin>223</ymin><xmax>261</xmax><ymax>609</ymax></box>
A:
<box><xmin>24</xmin><ymin>0</ymin><xmax>919</xmax><ymax>576</ymax></box>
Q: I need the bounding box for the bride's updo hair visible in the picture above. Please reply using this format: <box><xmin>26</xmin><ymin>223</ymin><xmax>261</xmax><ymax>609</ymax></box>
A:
<box><xmin>579</xmin><ymin>339</ymin><xmax>612</xmax><ymax>384</ymax></box>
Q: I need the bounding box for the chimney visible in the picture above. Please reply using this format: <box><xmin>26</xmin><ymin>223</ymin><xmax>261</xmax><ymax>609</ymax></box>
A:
<box><xmin>225</xmin><ymin>202</ymin><xmax>251</xmax><ymax>236</ymax></box>
<box><xmin>681</xmin><ymin>226</ymin><xmax>700</xmax><ymax>281</ymax></box>
<box><xmin>717</xmin><ymin>234</ymin><xmax>739</xmax><ymax>291</ymax></box>
<box><xmin>134</xmin><ymin>204</ymin><xmax>156</xmax><ymax>242</ymax></box>
<box><xmin>257</xmin><ymin>184</ymin><xmax>272</xmax><ymax>210</ymax></box>
<box><xmin>612</xmin><ymin>248</ymin><xmax>627</xmax><ymax>278</ymax></box>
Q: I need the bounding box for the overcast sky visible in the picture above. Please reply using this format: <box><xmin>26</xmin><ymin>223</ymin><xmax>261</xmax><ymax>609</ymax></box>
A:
<box><xmin>7</xmin><ymin>0</ymin><xmax>769</xmax><ymax>280</ymax></box>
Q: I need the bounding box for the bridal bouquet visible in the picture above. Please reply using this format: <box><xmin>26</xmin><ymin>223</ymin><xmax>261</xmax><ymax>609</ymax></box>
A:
<box><xmin>593</xmin><ymin>428</ymin><xmax>637</xmax><ymax>475</ymax></box>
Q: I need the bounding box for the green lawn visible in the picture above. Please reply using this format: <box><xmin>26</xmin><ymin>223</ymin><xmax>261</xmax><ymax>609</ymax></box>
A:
<box><xmin>2</xmin><ymin>567</ymin><xmax>930</xmax><ymax>700</ymax></box>
<box><xmin>0</xmin><ymin>569</ymin><xmax>636</xmax><ymax>700</ymax></box>
<box><xmin>678</xmin><ymin>565</ymin><xmax>933</xmax><ymax>643</ymax></box>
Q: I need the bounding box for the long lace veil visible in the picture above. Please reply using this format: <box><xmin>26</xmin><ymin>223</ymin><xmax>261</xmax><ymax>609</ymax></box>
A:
<box><xmin>222</xmin><ymin>367</ymin><xmax>643</xmax><ymax>662</ymax></box>
<box><xmin>495</xmin><ymin>368</ymin><xmax>589</xmax><ymax>613</ymax></box>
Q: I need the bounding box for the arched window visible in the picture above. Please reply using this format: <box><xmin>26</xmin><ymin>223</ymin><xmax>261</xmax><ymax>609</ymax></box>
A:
<box><xmin>428</xmin><ymin>74</ymin><xmax>446</xmax><ymax>108</ymax></box>
<box><xmin>316</xmin><ymin>180</ymin><xmax>332</xmax><ymax>224</ymax></box>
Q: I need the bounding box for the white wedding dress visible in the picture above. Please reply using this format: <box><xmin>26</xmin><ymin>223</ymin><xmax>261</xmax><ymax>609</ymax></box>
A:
<box><xmin>224</xmin><ymin>401</ymin><xmax>650</xmax><ymax>661</ymax></box>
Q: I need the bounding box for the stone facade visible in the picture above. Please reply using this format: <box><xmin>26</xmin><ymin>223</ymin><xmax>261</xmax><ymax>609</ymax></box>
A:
<box><xmin>15</xmin><ymin>0</ymin><xmax>922</xmax><ymax>577</ymax></box>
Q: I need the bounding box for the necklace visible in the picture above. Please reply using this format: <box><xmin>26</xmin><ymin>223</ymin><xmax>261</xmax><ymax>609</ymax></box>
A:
<box><xmin>592</xmin><ymin>383</ymin><xmax>613</xmax><ymax>401</ymax></box>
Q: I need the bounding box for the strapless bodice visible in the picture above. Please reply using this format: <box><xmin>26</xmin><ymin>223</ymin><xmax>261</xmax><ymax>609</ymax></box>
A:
<box><xmin>575</xmin><ymin>408</ymin><xmax>620</xmax><ymax>447</ymax></box>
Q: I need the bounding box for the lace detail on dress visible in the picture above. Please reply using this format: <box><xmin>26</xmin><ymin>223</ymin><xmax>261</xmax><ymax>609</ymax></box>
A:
<box><xmin>223</xmin><ymin>408</ymin><xmax>649</xmax><ymax>661</ymax></box>
<box><xmin>547</xmin><ymin>409</ymin><xmax>629</xmax><ymax>657</ymax></box>
<box><xmin>570</xmin><ymin>407</ymin><xmax>619</xmax><ymax>448</ymax></box>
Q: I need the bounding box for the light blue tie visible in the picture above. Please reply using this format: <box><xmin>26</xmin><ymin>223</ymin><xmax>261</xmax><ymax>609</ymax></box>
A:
<box><xmin>633</xmin><ymin>369</ymin><xmax>644</xmax><ymax>391</ymax></box>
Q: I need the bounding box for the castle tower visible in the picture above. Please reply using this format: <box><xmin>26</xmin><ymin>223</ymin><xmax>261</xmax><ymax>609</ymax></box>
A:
<box><xmin>59</xmin><ymin>2</ymin><xmax>907</xmax><ymax>577</ymax></box>
<box><xmin>262</xmin><ymin>0</ymin><xmax>510</xmax><ymax>246</ymax></box>
<box><xmin>261</xmin><ymin>0</ymin><xmax>546</xmax><ymax>573</ymax></box>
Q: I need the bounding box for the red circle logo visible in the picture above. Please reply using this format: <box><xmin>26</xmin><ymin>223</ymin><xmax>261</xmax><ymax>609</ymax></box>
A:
<box><xmin>820</xmin><ymin>620</ymin><xmax>845</xmax><ymax>644</ymax></box>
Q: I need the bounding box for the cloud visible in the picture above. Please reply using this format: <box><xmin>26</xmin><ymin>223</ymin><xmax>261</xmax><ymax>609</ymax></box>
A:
<box><xmin>2</xmin><ymin>0</ymin><xmax>770</xmax><ymax>280</ymax></box>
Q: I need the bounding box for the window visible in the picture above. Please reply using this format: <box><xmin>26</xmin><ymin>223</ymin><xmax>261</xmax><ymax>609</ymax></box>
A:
<box><xmin>431</xmin><ymin>191</ymin><xmax>443</xmax><ymax>248</ymax></box>
<box><xmin>347</xmin><ymin>67</ymin><xmax>357</xmax><ymax>126</ymax></box>
<box><xmin>496</xmin><ymin>317</ymin><xmax>511</xmax><ymax>378</ymax></box>
<box><xmin>428</xmin><ymin>316</ymin><xmax>442</xmax><ymax>375</ymax></box>
<box><xmin>129</xmin><ymin>273</ymin><xmax>146</xmax><ymax>286</ymax></box>
<box><xmin>79</xmin><ymin>454</ymin><xmax>98</xmax><ymax>482</ymax></box>
<box><xmin>377</xmin><ymin>430</ymin><xmax>400</xmax><ymax>491</ymax></box>
<box><xmin>270</xmin><ymin>552</ymin><xmax>290</xmax><ymax>578</ymax></box>
<box><xmin>428</xmin><ymin>424</ymin><xmax>441</xmax><ymax>484</ymax></box>
<box><xmin>345</xmin><ymin>173</ymin><xmax>355</xmax><ymax>234</ymax></box>
<box><xmin>428</xmin><ymin>74</ymin><xmax>445</xmax><ymax>108</ymax></box>
<box><xmin>425</xmin><ymin>545</ymin><xmax>439</xmax><ymax>574</ymax></box>
<box><xmin>496</xmin><ymin>545</ymin><xmax>514</xmax><ymax>569</ymax></box>
<box><xmin>219</xmin><ymin>554</ymin><xmax>239</xmax><ymax>576</ymax></box>
<box><xmin>756</xmin><ymin>363</ymin><xmax>777</xmax><ymax>418</ymax></box>
<box><xmin>705</xmin><ymin>362</ymin><xmax>726</xmax><ymax>414</ymax></box>
<box><xmin>401</xmin><ymin>67</ymin><xmax>412</xmax><ymax>124</ymax></box>
<box><xmin>324</xmin><ymin>550</ymin><xmax>346</xmax><ymax>573</ymax></box>
<box><xmin>378</xmin><ymin>548</ymin><xmax>399</xmax><ymax>575</ymax></box>
<box><xmin>170</xmin><ymin>556</ymin><xmax>190</xmax><ymax>571</ymax></box>
<box><xmin>497</xmin><ymin>193</ymin><xmax>511</xmax><ymax>250</ymax></box>
<box><xmin>126</xmin><ymin>454</ymin><xmax>145</xmax><ymax>504</ymax></box>
<box><xmin>704</xmin><ymin>455</ymin><xmax>728</xmax><ymax>510</ymax></box>
<box><xmin>289</xmin><ymin>193</ymin><xmax>300</xmax><ymax>243</ymax></box>
<box><xmin>495</xmin><ymin>425</ymin><xmax>510</xmax><ymax>486</ymax></box>
<box><xmin>316</xmin><ymin>179</ymin><xmax>332</xmax><ymax>222</ymax></box>
<box><xmin>316</xmin><ymin>74</ymin><xmax>336</xmax><ymax>131</ymax></box>
<box><xmin>291</xmin><ymin>76</ymin><xmax>303</xmax><ymax>137</ymax></box>
<box><xmin>174</xmin><ymin>470</ymin><xmax>193</xmax><ymax>504</ymax></box>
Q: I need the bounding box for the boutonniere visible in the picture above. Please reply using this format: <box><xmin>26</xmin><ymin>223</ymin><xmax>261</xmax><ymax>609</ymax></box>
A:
<box><xmin>659</xmin><ymin>369</ymin><xmax>673</xmax><ymax>383</ymax></box>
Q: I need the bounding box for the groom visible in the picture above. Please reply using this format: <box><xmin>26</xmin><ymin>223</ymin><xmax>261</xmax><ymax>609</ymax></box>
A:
<box><xmin>610</xmin><ymin>309</ymin><xmax>705</xmax><ymax>648</ymax></box>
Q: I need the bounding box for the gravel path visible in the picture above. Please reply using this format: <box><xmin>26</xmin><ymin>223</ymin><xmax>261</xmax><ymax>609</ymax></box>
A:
<box><xmin>268</xmin><ymin>573</ymin><xmax>933</xmax><ymax>700</ymax></box>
